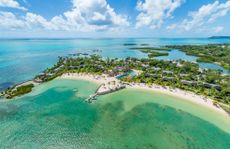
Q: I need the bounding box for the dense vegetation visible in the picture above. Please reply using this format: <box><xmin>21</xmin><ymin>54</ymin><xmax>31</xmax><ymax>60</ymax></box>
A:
<box><xmin>123</xmin><ymin>43</ymin><xmax>137</xmax><ymax>46</ymax></box>
<box><xmin>130</xmin><ymin>47</ymin><xmax>170</xmax><ymax>58</ymax></box>
<box><xmin>31</xmin><ymin>55</ymin><xmax>230</xmax><ymax>109</ymax></box>
<box><xmin>165</xmin><ymin>44</ymin><xmax>230</xmax><ymax>70</ymax></box>
<box><xmin>130</xmin><ymin>47</ymin><xmax>170</xmax><ymax>51</ymax></box>
<box><xmin>1</xmin><ymin>48</ymin><xmax>229</xmax><ymax>112</ymax></box>
<box><xmin>1</xmin><ymin>84</ymin><xmax>34</xmax><ymax>99</ymax></box>
<box><xmin>140</xmin><ymin>44</ymin><xmax>150</xmax><ymax>46</ymax></box>
<box><xmin>209</xmin><ymin>36</ymin><xmax>230</xmax><ymax>39</ymax></box>
<box><xmin>147</xmin><ymin>52</ymin><xmax>169</xmax><ymax>57</ymax></box>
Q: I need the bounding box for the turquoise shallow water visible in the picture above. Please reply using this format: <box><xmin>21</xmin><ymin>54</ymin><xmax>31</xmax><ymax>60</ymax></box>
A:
<box><xmin>0</xmin><ymin>79</ymin><xmax>230</xmax><ymax>148</ymax></box>
<box><xmin>0</xmin><ymin>38</ymin><xmax>230</xmax><ymax>90</ymax></box>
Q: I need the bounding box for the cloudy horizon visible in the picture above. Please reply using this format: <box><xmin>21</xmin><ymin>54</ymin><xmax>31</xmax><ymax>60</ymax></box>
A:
<box><xmin>0</xmin><ymin>0</ymin><xmax>230</xmax><ymax>38</ymax></box>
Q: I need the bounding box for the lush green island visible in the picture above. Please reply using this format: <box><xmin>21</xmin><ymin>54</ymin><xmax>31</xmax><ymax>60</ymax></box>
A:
<box><xmin>140</xmin><ymin>43</ymin><xmax>150</xmax><ymax>46</ymax></box>
<box><xmin>165</xmin><ymin>44</ymin><xmax>230</xmax><ymax>70</ymax></box>
<box><xmin>1</xmin><ymin>83</ymin><xmax>34</xmax><ymax>99</ymax></box>
<box><xmin>130</xmin><ymin>47</ymin><xmax>171</xmax><ymax>51</ymax></box>
<box><xmin>123</xmin><ymin>43</ymin><xmax>137</xmax><ymax>46</ymax></box>
<box><xmin>2</xmin><ymin>54</ymin><xmax>229</xmax><ymax>113</ymax></box>
<box><xmin>130</xmin><ymin>47</ymin><xmax>170</xmax><ymax>58</ymax></box>
<box><xmin>209</xmin><ymin>36</ymin><xmax>230</xmax><ymax>39</ymax></box>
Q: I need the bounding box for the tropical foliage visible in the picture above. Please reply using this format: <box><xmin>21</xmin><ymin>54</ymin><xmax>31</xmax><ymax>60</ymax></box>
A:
<box><xmin>165</xmin><ymin>44</ymin><xmax>230</xmax><ymax>70</ymax></box>
<box><xmin>32</xmin><ymin>55</ymin><xmax>230</xmax><ymax>107</ymax></box>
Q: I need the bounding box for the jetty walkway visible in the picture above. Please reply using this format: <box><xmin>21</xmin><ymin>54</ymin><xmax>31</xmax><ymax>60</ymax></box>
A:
<box><xmin>85</xmin><ymin>81</ymin><xmax>126</xmax><ymax>103</ymax></box>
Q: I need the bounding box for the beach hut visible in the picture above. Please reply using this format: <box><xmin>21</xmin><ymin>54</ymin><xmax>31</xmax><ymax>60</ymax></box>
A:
<box><xmin>181</xmin><ymin>80</ymin><xmax>197</xmax><ymax>86</ymax></box>
<box><xmin>152</xmin><ymin>67</ymin><xmax>161</xmax><ymax>71</ymax></box>
<box><xmin>162</xmin><ymin>77</ymin><xmax>175</xmax><ymax>81</ymax></box>
<box><xmin>202</xmin><ymin>83</ymin><xmax>221</xmax><ymax>90</ymax></box>
<box><xmin>162</xmin><ymin>70</ymin><xmax>174</xmax><ymax>75</ymax></box>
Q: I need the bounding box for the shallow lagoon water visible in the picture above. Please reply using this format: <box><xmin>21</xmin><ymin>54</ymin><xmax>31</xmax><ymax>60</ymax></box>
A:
<box><xmin>0</xmin><ymin>79</ymin><xmax>230</xmax><ymax>148</ymax></box>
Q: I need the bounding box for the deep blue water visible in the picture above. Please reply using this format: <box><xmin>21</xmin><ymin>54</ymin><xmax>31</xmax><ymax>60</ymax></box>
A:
<box><xmin>0</xmin><ymin>38</ymin><xmax>230</xmax><ymax>90</ymax></box>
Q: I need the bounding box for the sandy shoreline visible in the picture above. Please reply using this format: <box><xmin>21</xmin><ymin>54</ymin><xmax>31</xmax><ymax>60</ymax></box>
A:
<box><xmin>127</xmin><ymin>84</ymin><xmax>228</xmax><ymax>115</ymax></box>
<box><xmin>59</xmin><ymin>73</ymin><xmax>229</xmax><ymax>116</ymax></box>
<box><xmin>59</xmin><ymin>73</ymin><xmax>118</xmax><ymax>84</ymax></box>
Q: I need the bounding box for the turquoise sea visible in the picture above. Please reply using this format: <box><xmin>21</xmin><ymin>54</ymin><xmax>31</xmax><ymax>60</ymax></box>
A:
<box><xmin>0</xmin><ymin>38</ymin><xmax>230</xmax><ymax>90</ymax></box>
<box><xmin>0</xmin><ymin>79</ymin><xmax>230</xmax><ymax>148</ymax></box>
<box><xmin>0</xmin><ymin>38</ymin><xmax>230</xmax><ymax>148</ymax></box>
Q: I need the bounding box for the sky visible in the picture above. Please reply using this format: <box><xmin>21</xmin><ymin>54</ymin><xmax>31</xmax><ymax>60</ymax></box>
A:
<box><xmin>0</xmin><ymin>0</ymin><xmax>230</xmax><ymax>38</ymax></box>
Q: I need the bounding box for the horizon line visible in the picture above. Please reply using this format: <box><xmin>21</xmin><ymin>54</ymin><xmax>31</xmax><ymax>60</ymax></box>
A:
<box><xmin>0</xmin><ymin>36</ymin><xmax>230</xmax><ymax>40</ymax></box>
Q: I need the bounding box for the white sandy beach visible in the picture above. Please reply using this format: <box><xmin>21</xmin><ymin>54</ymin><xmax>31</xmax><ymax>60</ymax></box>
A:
<box><xmin>127</xmin><ymin>84</ymin><xmax>228</xmax><ymax>116</ymax></box>
<box><xmin>59</xmin><ymin>73</ymin><xmax>118</xmax><ymax>84</ymax></box>
<box><xmin>59</xmin><ymin>73</ymin><xmax>229</xmax><ymax>116</ymax></box>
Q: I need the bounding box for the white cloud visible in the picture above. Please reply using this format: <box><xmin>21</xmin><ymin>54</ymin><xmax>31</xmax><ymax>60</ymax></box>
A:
<box><xmin>68</xmin><ymin>0</ymin><xmax>129</xmax><ymax>29</ymax></box>
<box><xmin>0</xmin><ymin>11</ymin><xmax>25</xmax><ymax>29</ymax></box>
<box><xmin>24</xmin><ymin>0</ymin><xmax>129</xmax><ymax>31</ymax></box>
<box><xmin>193</xmin><ymin>25</ymin><xmax>224</xmax><ymax>34</ymax></box>
<box><xmin>136</xmin><ymin>0</ymin><xmax>184</xmax><ymax>29</ymax></box>
<box><xmin>0</xmin><ymin>0</ymin><xmax>129</xmax><ymax>32</ymax></box>
<box><xmin>25</xmin><ymin>13</ymin><xmax>55</xmax><ymax>30</ymax></box>
<box><xmin>214</xmin><ymin>26</ymin><xmax>223</xmax><ymax>33</ymax></box>
<box><xmin>166</xmin><ymin>24</ymin><xmax>177</xmax><ymax>30</ymax></box>
<box><xmin>180</xmin><ymin>1</ymin><xmax>230</xmax><ymax>31</ymax></box>
<box><xmin>208</xmin><ymin>1</ymin><xmax>230</xmax><ymax>22</ymax></box>
<box><xmin>0</xmin><ymin>0</ymin><xmax>27</xmax><ymax>10</ymax></box>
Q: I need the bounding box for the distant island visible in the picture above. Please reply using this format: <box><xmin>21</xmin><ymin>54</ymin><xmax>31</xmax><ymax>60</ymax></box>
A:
<box><xmin>209</xmin><ymin>36</ymin><xmax>230</xmax><ymax>39</ymax></box>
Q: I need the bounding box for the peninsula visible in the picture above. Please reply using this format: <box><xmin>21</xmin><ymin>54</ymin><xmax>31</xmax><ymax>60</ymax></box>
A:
<box><xmin>1</xmin><ymin>54</ymin><xmax>229</xmax><ymax>115</ymax></box>
<box><xmin>165</xmin><ymin>44</ymin><xmax>230</xmax><ymax>70</ymax></box>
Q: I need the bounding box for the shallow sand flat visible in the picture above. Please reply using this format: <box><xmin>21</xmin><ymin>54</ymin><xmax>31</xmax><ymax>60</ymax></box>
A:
<box><xmin>30</xmin><ymin>77</ymin><xmax>230</xmax><ymax>133</ymax></box>
<box><xmin>59</xmin><ymin>73</ymin><xmax>229</xmax><ymax>117</ymax></box>
<box><xmin>97</xmin><ymin>88</ymin><xmax>230</xmax><ymax>133</ymax></box>
<box><xmin>0</xmin><ymin>79</ymin><xmax>230</xmax><ymax>149</ymax></box>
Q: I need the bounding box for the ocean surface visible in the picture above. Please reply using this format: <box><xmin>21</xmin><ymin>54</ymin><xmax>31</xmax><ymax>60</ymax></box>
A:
<box><xmin>0</xmin><ymin>38</ymin><xmax>230</xmax><ymax>90</ymax></box>
<box><xmin>0</xmin><ymin>79</ymin><xmax>230</xmax><ymax>148</ymax></box>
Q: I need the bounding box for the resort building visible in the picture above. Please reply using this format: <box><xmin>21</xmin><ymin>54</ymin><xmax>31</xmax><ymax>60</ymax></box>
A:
<box><xmin>179</xmin><ymin>73</ymin><xmax>189</xmax><ymax>77</ymax></box>
<box><xmin>145</xmin><ymin>73</ymin><xmax>160</xmax><ymax>78</ymax></box>
<box><xmin>181</xmin><ymin>80</ymin><xmax>197</xmax><ymax>86</ymax></box>
<box><xmin>34</xmin><ymin>78</ymin><xmax>43</xmax><ymax>83</ymax></box>
<box><xmin>152</xmin><ymin>67</ymin><xmax>161</xmax><ymax>71</ymax></box>
<box><xmin>202</xmin><ymin>83</ymin><xmax>222</xmax><ymax>90</ymax></box>
<box><xmin>69</xmin><ymin>66</ymin><xmax>77</xmax><ymax>69</ymax></box>
<box><xmin>141</xmin><ymin>64</ymin><xmax>149</xmax><ymax>68</ymax></box>
<box><xmin>162</xmin><ymin>70</ymin><xmax>174</xmax><ymax>75</ymax></box>
<box><xmin>162</xmin><ymin>77</ymin><xmax>175</xmax><ymax>81</ymax></box>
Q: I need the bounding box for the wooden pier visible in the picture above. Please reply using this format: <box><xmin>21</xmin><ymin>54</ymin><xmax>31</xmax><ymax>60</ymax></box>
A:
<box><xmin>85</xmin><ymin>81</ymin><xmax>126</xmax><ymax>103</ymax></box>
<box><xmin>85</xmin><ymin>94</ymin><xmax>98</xmax><ymax>103</ymax></box>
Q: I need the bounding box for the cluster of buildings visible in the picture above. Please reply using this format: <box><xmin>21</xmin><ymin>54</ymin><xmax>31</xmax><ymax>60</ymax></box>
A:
<box><xmin>108</xmin><ymin>66</ymin><xmax>131</xmax><ymax>77</ymax></box>
<box><xmin>34</xmin><ymin>56</ymin><xmax>222</xmax><ymax>91</ymax></box>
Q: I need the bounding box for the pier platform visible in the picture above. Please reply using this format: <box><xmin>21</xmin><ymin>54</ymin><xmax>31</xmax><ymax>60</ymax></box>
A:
<box><xmin>85</xmin><ymin>81</ymin><xmax>126</xmax><ymax>103</ymax></box>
